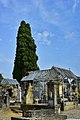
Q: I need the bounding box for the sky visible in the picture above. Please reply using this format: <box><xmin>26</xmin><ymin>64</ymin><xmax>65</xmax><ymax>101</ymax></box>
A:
<box><xmin>0</xmin><ymin>0</ymin><xmax>80</xmax><ymax>78</ymax></box>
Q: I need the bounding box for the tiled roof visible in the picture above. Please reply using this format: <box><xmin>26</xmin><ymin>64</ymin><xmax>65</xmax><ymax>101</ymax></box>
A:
<box><xmin>52</xmin><ymin>66</ymin><xmax>77</xmax><ymax>79</ymax></box>
<box><xmin>1</xmin><ymin>78</ymin><xmax>19</xmax><ymax>85</ymax></box>
<box><xmin>21</xmin><ymin>69</ymin><xmax>58</xmax><ymax>82</ymax></box>
<box><xmin>21</xmin><ymin>66</ymin><xmax>77</xmax><ymax>82</ymax></box>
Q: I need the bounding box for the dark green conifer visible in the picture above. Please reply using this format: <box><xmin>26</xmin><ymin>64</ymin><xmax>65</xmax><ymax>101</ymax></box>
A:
<box><xmin>0</xmin><ymin>73</ymin><xmax>3</xmax><ymax>83</ymax></box>
<box><xmin>13</xmin><ymin>20</ymin><xmax>39</xmax><ymax>83</ymax></box>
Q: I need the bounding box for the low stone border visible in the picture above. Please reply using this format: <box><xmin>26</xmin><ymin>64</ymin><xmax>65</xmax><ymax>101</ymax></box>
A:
<box><xmin>11</xmin><ymin>115</ymin><xmax>67</xmax><ymax>120</ymax></box>
<box><xmin>11</xmin><ymin>117</ymin><xmax>34</xmax><ymax>120</ymax></box>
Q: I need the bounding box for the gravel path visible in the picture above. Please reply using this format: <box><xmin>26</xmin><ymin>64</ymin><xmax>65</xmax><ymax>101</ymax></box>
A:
<box><xmin>0</xmin><ymin>107</ymin><xmax>80</xmax><ymax>120</ymax></box>
<box><xmin>0</xmin><ymin>108</ymin><xmax>21</xmax><ymax>120</ymax></box>
<box><xmin>61</xmin><ymin>108</ymin><xmax>80</xmax><ymax>119</ymax></box>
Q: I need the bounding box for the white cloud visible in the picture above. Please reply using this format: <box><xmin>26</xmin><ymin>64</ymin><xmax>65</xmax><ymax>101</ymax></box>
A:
<box><xmin>64</xmin><ymin>32</ymin><xmax>75</xmax><ymax>40</ymax></box>
<box><xmin>72</xmin><ymin>0</ymin><xmax>80</xmax><ymax>13</ymax></box>
<box><xmin>36</xmin><ymin>1</ymin><xmax>79</xmax><ymax>44</ymax></box>
<box><xmin>64</xmin><ymin>31</ymin><xmax>79</xmax><ymax>44</ymax></box>
<box><xmin>34</xmin><ymin>31</ymin><xmax>54</xmax><ymax>45</ymax></box>
<box><xmin>0</xmin><ymin>0</ymin><xmax>31</xmax><ymax>14</ymax></box>
<box><xmin>39</xmin><ymin>5</ymin><xmax>60</xmax><ymax>26</ymax></box>
<box><xmin>38</xmin><ymin>1</ymin><xmax>72</xmax><ymax>28</ymax></box>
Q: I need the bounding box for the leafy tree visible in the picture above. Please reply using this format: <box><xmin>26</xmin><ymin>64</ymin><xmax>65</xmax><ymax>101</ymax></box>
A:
<box><xmin>13</xmin><ymin>20</ymin><xmax>39</xmax><ymax>83</ymax></box>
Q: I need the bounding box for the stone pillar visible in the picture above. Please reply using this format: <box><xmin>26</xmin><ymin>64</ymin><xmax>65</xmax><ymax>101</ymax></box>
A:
<box><xmin>45</xmin><ymin>82</ymin><xmax>48</xmax><ymax>101</ymax></box>
<box><xmin>59</xmin><ymin>84</ymin><xmax>62</xmax><ymax>97</ymax></box>
<box><xmin>54</xmin><ymin>84</ymin><xmax>57</xmax><ymax>113</ymax></box>
<box><xmin>16</xmin><ymin>86</ymin><xmax>21</xmax><ymax>102</ymax></box>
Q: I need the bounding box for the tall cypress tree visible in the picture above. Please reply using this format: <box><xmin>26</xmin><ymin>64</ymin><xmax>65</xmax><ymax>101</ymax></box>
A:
<box><xmin>0</xmin><ymin>73</ymin><xmax>3</xmax><ymax>83</ymax></box>
<box><xmin>13</xmin><ymin>20</ymin><xmax>39</xmax><ymax>83</ymax></box>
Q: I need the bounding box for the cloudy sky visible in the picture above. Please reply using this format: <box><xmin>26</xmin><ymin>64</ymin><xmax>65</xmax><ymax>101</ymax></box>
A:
<box><xmin>0</xmin><ymin>0</ymin><xmax>80</xmax><ymax>78</ymax></box>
